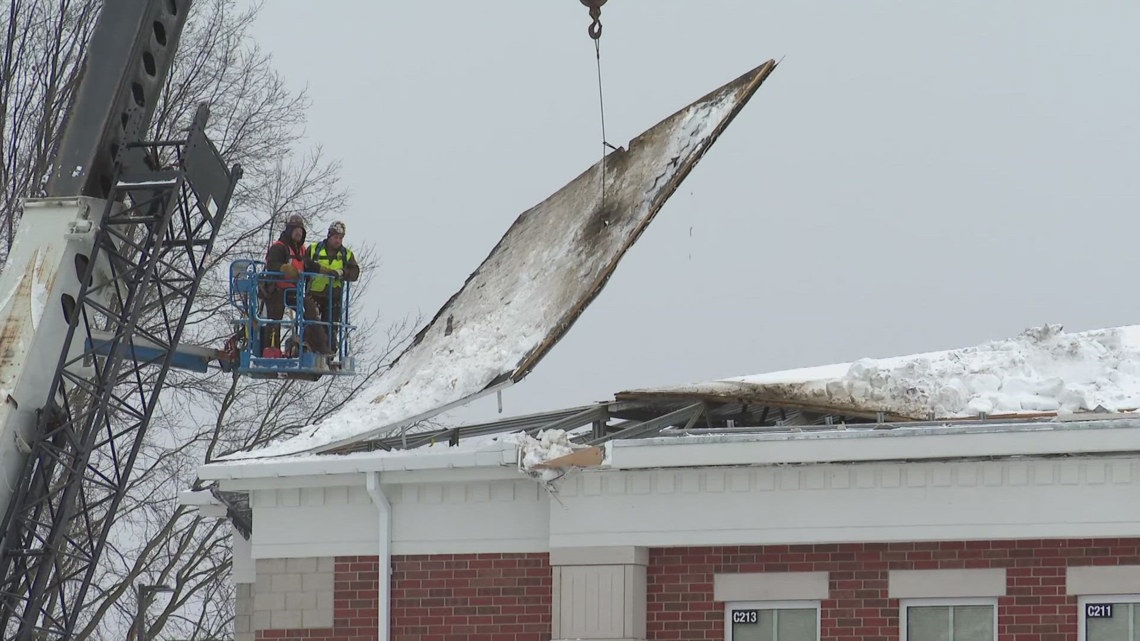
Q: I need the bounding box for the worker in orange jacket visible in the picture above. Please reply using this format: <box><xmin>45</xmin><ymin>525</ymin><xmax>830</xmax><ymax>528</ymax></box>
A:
<box><xmin>261</xmin><ymin>214</ymin><xmax>336</xmax><ymax>358</ymax></box>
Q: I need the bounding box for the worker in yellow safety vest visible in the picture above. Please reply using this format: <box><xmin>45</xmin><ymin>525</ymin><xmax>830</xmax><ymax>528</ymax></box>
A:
<box><xmin>308</xmin><ymin>220</ymin><xmax>360</xmax><ymax>352</ymax></box>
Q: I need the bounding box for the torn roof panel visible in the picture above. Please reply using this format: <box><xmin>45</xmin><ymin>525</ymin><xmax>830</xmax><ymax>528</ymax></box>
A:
<box><xmin>223</xmin><ymin>60</ymin><xmax>779</xmax><ymax>460</ymax></box>
<box><xmin>618</xmin><ymin>325</ymin><xmax>1140</xmax><ymax>421</ymax></box>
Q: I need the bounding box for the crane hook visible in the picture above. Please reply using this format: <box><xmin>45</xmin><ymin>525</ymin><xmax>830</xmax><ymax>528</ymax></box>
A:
<box><xmin>580</xmin><ymin>0</ymin><xmax>606</xmax><ymax>40</ymax></box>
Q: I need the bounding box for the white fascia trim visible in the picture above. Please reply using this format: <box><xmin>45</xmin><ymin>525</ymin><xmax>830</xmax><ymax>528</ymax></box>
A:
<box><xmin>177</xmin><ymin>489</ymin><xmax>230</xmax><ymax>517</ymax></box>
<box><xmin>197</xmin><ymin>443</ymin><xmax>516</xmax><ymax>484</ymax></box>
<box><xmin>605</xmin><ymin>418</ymin><xmax>1140</xmax><ymax>469</ymax></box>
<box><xmin>178</xmin><ymin>488</ymin><xmax>221</xmax><ymax>506</ymax></box>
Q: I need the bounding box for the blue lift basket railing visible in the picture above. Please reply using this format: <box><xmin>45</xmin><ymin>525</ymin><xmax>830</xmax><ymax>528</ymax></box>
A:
<box><xmin>224</xmin><ymin>259</ymin><xmax>356</xmax><ymax>379</ymax></box>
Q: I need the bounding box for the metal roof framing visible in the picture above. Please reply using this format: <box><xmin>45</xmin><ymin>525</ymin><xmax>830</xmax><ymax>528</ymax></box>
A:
<box><xmin>329</xmin><ymin>394</ymin><xmax>902</xmax><ymax>455</ymax></box>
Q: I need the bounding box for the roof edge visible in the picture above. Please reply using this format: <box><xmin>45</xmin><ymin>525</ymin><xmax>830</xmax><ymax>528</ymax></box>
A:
<box><xmin>605</xmin><ymin>416</ymin><xmax>1140</xmax><ymax>469</ymax></box>
<box><xmin>197</xmin><ymin>442</ymin><xmax>516</xmax><ymax>482</ymax></box>
<box><xmin>196</xmin><ymin>415</ymin><xmax>1140</xmax><ymax>487</ymax></box>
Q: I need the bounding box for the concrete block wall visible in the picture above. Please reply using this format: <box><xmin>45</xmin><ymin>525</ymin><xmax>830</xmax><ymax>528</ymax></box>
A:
<box><xmin>236</xmin><ymin>582</ymin><xmax>253</xmax><ymax>641</ymax></box>
<box><xmin>253</xmin><ymin>557</ymin><xmax>335</xmax><ymax>633</ymax></box>
<box><xmin>253</xmin><ymin>556</ymin><xmax>378</xmax><ymax>641</ymax></box>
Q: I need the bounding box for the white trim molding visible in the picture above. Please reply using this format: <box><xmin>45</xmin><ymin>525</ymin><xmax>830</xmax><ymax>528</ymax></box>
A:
<box><xmin>549</xmin><ymin>458</ymin><xmax>1140</xmax><ymax>548</ymax></box>
<box><xmin>889</xmin><ymin>568</ymin><xmax>1007</xmax><ymax>599</ymax></box>
<box><xmin>197</xmin><ymin>417</ymin><xmax>1140</xmax><ymax>487</ymax></box>
<box><xmin>715</xmin><ymin>572</ymin><xmax>830</xmax><ymax>602</ymax></box>
<box><xmin>1068</xmin><ymin>566</ymin><xmax>1140</xmax><ymax>595</ymax></box>
<box><xmin>606</xmin><ymin>418</ymin><xmax>1140</xmax><ymax>470</ymax></box>
<box><xmin>550</xmin><ymin>546</ymin><xmax>647</xmax><ymax>566</ymax></box>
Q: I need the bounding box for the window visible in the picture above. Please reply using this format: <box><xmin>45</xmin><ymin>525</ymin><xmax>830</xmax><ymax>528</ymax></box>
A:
<box><xmin>1079</xmin><ymin>596</ymin><xmax>1140</xmax><ymax>641</ymax></box>
<box><xmin>725</xmin><ymin>601</ymin><xmax>819</xmax><ymax>641</ymax></box>
<box><xmin>901</xmin><ymin>598</ymin><xmax>996</xmax><ymax>641</ymax></box>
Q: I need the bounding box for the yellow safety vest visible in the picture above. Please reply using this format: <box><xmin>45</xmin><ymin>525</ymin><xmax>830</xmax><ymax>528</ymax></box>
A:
<box><xmin>308</xmin><ymin>242</ymin><xmax>352</xmax><ymax>294</ymax></box>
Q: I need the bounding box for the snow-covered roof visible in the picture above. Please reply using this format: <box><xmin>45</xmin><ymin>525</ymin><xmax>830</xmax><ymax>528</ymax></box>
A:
<box><xmin>220</xmin><ymin>61</ymin><xmax>778</xmax><ymax>461</ymax></box>
<box><xmin>195</xmin><ymin>322</ymin><xmax>1140</xmax><ymax>485</ymax></box>
<box><xmin>197</xmin><ymin>321</ymin><xmax>1140</xmax><ymax>487</ymax></box>
<box><xmin>620</xmin><ymin>324</ymin><xmax>1140</xmax><ymax>420</ymax></box>
<box><xmin>196</xmin><ymin>414</ymin><xmax>1140</xmax><ymax>483</ymax></box>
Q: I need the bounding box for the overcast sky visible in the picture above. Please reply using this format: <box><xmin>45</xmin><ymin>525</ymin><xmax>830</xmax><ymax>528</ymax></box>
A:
<box><xmin>246</xmin><ymin>1</ymin><xmax>1140</xmax><ymax>424</ymax></box>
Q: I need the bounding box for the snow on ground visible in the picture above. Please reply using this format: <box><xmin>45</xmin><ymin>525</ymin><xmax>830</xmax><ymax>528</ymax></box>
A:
<box><xmin>221</xmin><ymin>63</ymin><xmax>775</xmax><ymax>460</ymax></box>
<box><xmin>633</xmin><ymin>324</ymin><xmax>1140</xmax><ymax>419</ymax></box>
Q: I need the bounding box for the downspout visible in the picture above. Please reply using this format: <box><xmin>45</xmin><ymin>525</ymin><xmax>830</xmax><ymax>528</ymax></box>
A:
<box><xmin>365</xmin><ymin>472</ymin><xmax>392</xmax><ymax>641</ymax></box>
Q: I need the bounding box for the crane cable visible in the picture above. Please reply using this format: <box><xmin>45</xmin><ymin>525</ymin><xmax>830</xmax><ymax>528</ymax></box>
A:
<box><xmin>594</xmin><ymin>39</ymin><xmax>608</xmax><ymax>210</ymax></box>
<box><xmin>583</xmin><ymin>1</ymin><xmax>615</xmax><ymax>212</ymax></box>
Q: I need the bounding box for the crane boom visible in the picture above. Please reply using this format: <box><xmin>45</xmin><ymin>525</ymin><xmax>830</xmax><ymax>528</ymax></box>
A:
<box><xmin>45</xmin><ymin>0</ymin><xmax>188</xmax><ymax>199</ymax></box>
<box><xmin>0</xmin><ymin>1</ymin><xmax>623</xmax><ymax>638</ymax></box>
<box><xmin>0</xmin><ymin>1</ymin><xmax>240</xmax><ymax>638</ymax></box>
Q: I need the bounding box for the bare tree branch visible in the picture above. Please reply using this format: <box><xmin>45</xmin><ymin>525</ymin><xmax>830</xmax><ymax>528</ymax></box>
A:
<box><xmin>1</xmin><ymin>0</ymin><xmax>417</xmax><ymax>638</ymax></box>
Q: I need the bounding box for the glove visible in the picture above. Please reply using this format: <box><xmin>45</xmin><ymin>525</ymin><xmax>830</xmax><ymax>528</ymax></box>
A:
<box><xmin>334</xmin><ymin>268</ymin><xmax>344</xmax><ymax>279</ymax></box>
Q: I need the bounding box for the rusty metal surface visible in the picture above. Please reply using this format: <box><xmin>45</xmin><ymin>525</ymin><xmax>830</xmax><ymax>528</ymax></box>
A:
<box><xmin>615</xmin><ymin>384</ymin><xmax>924</xmax><ymax>422</ymax></box>
<box><xmin>0</xmin><ymin>259</ymin><xmax>40</xmax><ymax>391</ymax></box>
<box><xmin>0</xmin><ymin>197</ymin><xmax>100</xmax><ymax>525</ymax></box>
<box><xmin>0</xmin><ymin>237</ymin><xmax>71</xmax><ymax>404</ymax></box>
<box><xmin>614</xmin><ymin>381</ymin><xmax>1067</xmax><ymax>423</ymax></box>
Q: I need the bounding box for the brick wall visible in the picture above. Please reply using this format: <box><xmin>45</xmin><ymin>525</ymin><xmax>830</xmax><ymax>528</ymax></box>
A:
<box><xmin>254</xmin><ymin>553</ymin><xmax>551</xmax><ymax>641</ymax></box>
<box><xmin>392</xmin><ymin>552</ymin><xmax>552</xmax><ymax>641</ymax></box>
<box><xmin>648</xmin><ymin>538</ymin><xmax>1140</xmax><ymax>641</ymax></box>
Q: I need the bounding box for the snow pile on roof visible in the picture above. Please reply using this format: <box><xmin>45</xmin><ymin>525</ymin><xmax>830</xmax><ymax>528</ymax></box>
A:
<box><xmin>628</xmin><ymin>325</ymin><xmax>1140</xmax><ymax>419</ymax></box>
<box><xmin>220</xmin><ymin>62</ymin><xmax>777</xmax><ymax>461</ymax></box>
<box><xmin>508</xmin><ymin>429</ymin><xmax>578</xmax><ymax>482</ymax></box>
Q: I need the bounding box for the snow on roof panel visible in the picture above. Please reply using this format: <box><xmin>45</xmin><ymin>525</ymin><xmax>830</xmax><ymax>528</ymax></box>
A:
<box><xmin>618</xmin><ymin>324</ymin><xmax>1140</xmax><ymax>421</ymax></box>
<box><xmin>223</xmin><ymin>60</ymin><xmax>779</xmax><ymax>460</ymax></box>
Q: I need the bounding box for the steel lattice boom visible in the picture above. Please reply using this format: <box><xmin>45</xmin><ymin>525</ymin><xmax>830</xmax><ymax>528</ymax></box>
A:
<box><xmin>0</xmin><ymin>105</ymin><xmax>240</xmax><ymax>641</ymax></box>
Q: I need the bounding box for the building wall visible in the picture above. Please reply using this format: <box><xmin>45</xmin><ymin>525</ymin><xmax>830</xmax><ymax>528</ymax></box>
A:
<box><xmin>239</xmin><ymin>458</ymin><xmax>1140</xmax><ymax>561</ymax></box>
<box><xmin>247</xmin><ymin>477</ymin><xmax>549</xmax><ymax>558</ymax></box>
<box><xmin>549</xmin><ymin>458</ymin><xmax>1140</xmax><ymax>548</ymax></box>
<box><xmin>252</xmin><ymin>553</ymin><xmax>550</xmax><ymax>641</ymax></box>
<box><xmin>251</xmin><ymin>556</ymin><xmax>339</xmax><ymax>640</ymax></box>
<box><xmin>648</xmin><ymin>538</ymin><xmax>1140</xmax><ymax>641</ymax></box>
<box><xmin>245</xmin><ymin>538</ymin><xmax>1140</xmax><ymax>640</ymax></box>
<box><xmin>229</xmin><ymin>453</ymin><xmax>1140</xmax><ymax>639</ymax></box>
<box><xmin>251</xmin><ymin>483</ymin><xmax>379</xmax><ymax>558</ymax></box>
<box><xmin>392</xmin><ymin>553</ymin><xmax>552</xmax><ymax>641</ymax></box>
